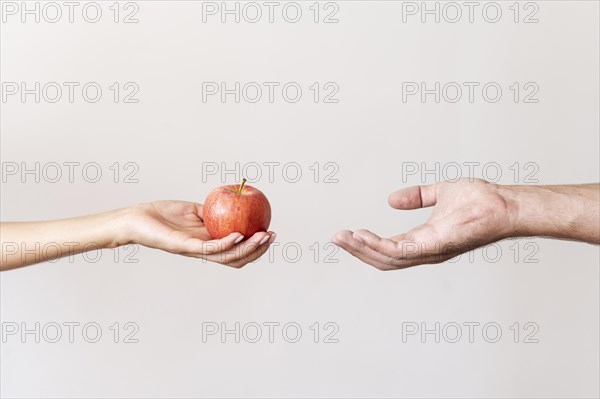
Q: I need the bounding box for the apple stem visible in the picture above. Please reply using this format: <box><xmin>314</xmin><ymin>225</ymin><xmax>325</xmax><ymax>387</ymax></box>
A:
<box><xmin>238</xmin><ymin>178</ymin><xmax>247</xmax><ymax>194</ymax></box>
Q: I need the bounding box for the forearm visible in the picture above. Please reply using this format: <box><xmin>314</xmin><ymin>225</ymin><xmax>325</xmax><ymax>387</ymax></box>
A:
<box><xmin>501</xmin><ymin>184</ymin><xmax>600</xmax><ymax>244</ymax></box>
<box><xmin>0</xmin><ymin>208</ymin><xmax>130</xmax><ymax>271</ymax></box>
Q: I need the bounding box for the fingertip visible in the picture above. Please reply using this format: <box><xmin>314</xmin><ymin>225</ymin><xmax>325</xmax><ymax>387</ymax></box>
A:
<box><xmin>243</xmin><ymin>231</ymin><xmax>269</xmax><ymax>248</ymax></box>
<box><xmin>331</xmin><ymin>230</ymin><xmax>352</xmax><ymax>245</ymax></box>
<box><xmin>388</xmin><ymin>187</ymin><xmax>411</xmax><ymax>209</ymax></box>
<box><xmin>330</xmin><ymin>233</ymin><xmax>340</xmax><ymax>245</ymax></box>
<box><xmin>233</xmin><ymin>234</ymin><xmax>244</xmax><ymax>244</ymax></box>
<box><xmin>259</xmin><ymin>235</ymin><xmax>270</xmax><ymax>246</ymax></box>
<box><xmin>330</xmin><ymin>233</ymin><xmax>339</xmax><ymax>245</ymax></box>
<box><xmin>268</xmin><ymin>232</ymin><xmax>277</xmax><ymax>244</ymax></box>
<box><xmin>387</xmin><ymin>191</ymin><xmax>399</xmax><ymax>208</ymax></box>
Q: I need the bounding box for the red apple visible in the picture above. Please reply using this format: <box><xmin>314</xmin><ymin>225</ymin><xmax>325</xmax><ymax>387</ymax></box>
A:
<box><xmin>203</xmin><ymin>179</ymin><xmax>271</xmax><ymax>239</ymax></box>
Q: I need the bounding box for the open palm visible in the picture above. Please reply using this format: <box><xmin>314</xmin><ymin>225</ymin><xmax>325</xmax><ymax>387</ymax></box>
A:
<box><xmin>332</xmin><ymin>179</ymin><xmax>516</xmax><ymax>270</ymax></box>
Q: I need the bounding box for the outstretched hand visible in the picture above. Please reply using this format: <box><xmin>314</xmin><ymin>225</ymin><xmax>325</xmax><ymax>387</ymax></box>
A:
<box><xmin>332</xmin><ymin>179</ymin><xmax>517</xmax><ymax>270</ymax></box>
<box><xmin>126</xmin><ymin>201</ymin><xmax>275</xmax><ymax>268</ymax></box>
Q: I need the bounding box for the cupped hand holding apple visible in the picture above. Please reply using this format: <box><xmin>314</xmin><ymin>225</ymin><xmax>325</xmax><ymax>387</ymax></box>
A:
<box><xmin>124</xmin><ymin>186</ymin><xmax>274</xmax><ymax>268</ymax></box>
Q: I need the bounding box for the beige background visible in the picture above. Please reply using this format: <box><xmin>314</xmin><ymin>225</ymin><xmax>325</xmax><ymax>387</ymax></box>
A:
<box><xmin>1</xmin><ymin>1</ymin><xmax>599</xmax><ymax>397</ymax></box>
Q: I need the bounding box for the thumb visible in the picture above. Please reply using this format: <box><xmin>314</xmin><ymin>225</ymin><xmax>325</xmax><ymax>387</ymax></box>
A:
<box><xmin>388</xmin><ymin>184</ymin><xmax>438</xmax><ymax>210</ymax></box>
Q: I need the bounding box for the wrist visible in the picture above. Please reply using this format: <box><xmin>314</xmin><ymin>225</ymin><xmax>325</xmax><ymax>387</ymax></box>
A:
<box><xmin>498</xmin><ymin>184</ymin><xmax>598</xmax><ymax>242</ymax></box>
<box><xmin>497</xmin><ymin>185</ymin><xmax>547</xmax><ymax>238</ymax></box>
<box><xmin>104</xmin><ymin>206</ymin><xmax>137</xmax><ymax>248</ymax></box>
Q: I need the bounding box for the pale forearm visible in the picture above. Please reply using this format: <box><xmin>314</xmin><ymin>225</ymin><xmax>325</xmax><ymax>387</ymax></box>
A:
<box><xmin>0</xmin><ymin>208</ymin><xmax>130</xmax><ymax>271</ymax></box>
<box><xmin>501</xmin><ymin>184</ymin><xmax>600</xmax><ymax>244</ymax></box>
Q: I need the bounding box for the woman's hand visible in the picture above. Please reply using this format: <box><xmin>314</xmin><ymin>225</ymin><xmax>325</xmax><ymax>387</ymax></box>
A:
<box><xmin>124</xmin><ymin>201</ymin><xmax>275</xmax><ymax>268</ymax></box>
<box><xmin>1</xmin><ymin>200</ymin><xmax>275</xmax><ymax>271</ymax></box>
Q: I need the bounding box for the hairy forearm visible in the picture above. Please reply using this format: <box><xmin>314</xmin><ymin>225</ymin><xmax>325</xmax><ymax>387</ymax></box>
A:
<box><xmin>0</xmin><ymin>208</ymin><xmax>130</xmax><ymax>271</ymax></box>
<box><xmin>501</xmin><ymin>184</ymin><xmax>600</xmax><ymax>244</ymax></box>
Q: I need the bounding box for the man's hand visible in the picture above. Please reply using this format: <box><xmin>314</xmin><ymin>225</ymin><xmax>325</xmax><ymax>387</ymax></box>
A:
<box><xmin>332</xmin><ymin>179</ymin><xmax>599</xmax><ymax>270</ymax></box>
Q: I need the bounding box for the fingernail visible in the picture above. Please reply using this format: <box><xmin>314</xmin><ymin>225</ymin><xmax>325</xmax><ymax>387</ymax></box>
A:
<box><xmin>259</xmin><ymin>235</ymin><xmax>270</xmax><ymax>245</ymax></box>
<box><xmin>234</xmin><ymin>235</ymin><xmax>244</xmax><ymax>244</ymax></box>
<box><xmin>268</xmin><ymin>233</ymin><xmax>277</xmax><ymax>244</ymax></box>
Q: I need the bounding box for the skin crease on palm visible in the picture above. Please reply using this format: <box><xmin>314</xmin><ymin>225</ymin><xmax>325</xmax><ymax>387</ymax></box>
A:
<box><xmin>0</xmin><ymin>179</ymin><xmax>598</xmax><ymax>271</ymax></box>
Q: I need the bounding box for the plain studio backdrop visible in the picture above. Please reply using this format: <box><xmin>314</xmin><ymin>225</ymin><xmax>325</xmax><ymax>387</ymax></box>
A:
<box><xmin>0</xmin><ymin>1</ymin><xmax>598</xmax><ymax>398</ymax></box>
